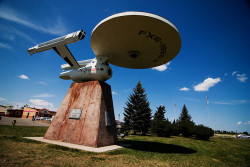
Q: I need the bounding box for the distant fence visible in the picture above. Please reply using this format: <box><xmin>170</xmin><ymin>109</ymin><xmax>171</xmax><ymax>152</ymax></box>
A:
<box><xmin>36</xmin><ymin>117</ymin><xmax>52</xmax><ymax>121</ymax></box>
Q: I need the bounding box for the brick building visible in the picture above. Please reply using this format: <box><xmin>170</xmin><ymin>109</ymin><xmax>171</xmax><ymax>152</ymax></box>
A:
<box><xmin>22</xmin><ymin>107</ymin><xmax>56</xmax><ymax>119</ymax></box>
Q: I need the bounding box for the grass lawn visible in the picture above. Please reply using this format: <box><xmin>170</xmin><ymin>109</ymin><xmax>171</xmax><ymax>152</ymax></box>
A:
<box><xmin>0</xmin><ymin>125</ymin><xmax>249</xmax><ymax>167</ymax></box>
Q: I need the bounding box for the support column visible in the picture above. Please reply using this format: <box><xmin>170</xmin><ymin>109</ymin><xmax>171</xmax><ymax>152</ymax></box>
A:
<box><xmin>44</xmin><ymin>81</ymin><xmax>117</xmax><ymax>147</ymax></box>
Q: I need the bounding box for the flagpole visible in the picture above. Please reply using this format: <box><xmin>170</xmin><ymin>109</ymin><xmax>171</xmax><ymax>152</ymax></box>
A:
<box><xmin>207</xmin><ymin>104</ymin><xmax>210</xmax><ymax>126</ymax></box>
<box><xmin>174</xmin><ymin>100</ymin><xmax>176</xmax><ymax>121</ymax></box>
<box><xmin>206</xmin><ymin>96</ymin><xmax>210</xmax><ymax>127</ymax></box>
<box><xmin>174</xmin><ymin>100</ymin><xmax>175</xmax><ymax>120</ymax></box>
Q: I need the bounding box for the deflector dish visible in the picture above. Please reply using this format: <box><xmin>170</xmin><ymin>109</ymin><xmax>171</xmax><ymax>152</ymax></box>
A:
<box><xmin>91</xmin><ymin>12</ymin><xmax>181</xmax><ymax>69</ymax></box>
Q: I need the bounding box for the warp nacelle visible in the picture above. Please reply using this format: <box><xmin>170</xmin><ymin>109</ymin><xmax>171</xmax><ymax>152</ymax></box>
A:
<box><xmin>28</xmin><ymin>30</ymin><xmax>85</xmax><ymax>56</ymax></box>
<box><xmin>28</xmin><ymin>30</ymin><xmax>112</xmax><ymax>82</ymax></box>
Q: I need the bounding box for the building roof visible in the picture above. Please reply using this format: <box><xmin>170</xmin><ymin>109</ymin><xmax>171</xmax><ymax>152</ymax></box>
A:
<box><xmin>25</xmin><ymin>107</ymin><xmax>56</xmax><ymax>113</ymax></box>
<box><xmin>0</xmin><ymin>105</ymin><xmax>7</xmax><ymax>113</ymax></box>
<box><xmin>0</xmin><ymin>105</ymin><xmax>6</xmax><ymax>108</ymax></box>
<box><xmin>48</xmin><ymin>110</ymin><xmax>56</xmax><ymax>113</ymax></box>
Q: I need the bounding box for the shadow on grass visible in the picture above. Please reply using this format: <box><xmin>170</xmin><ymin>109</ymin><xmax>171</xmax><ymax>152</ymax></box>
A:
<box><xmin>47</xmin><ymin>144</ymin><xmax>95</xmax><ymax>155</ymax></box>
<box><xmin>119</xmin><ymin>140</ymin><xmax>197</xmax><ymax>154</ymax></box>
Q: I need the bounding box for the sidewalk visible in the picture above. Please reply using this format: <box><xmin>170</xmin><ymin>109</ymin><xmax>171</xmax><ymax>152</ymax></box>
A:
<box><xmin>0</xmin><ymin>116</ymin><xmax>50</xmax><ymax>127</ymax></box>
<box><xmin>24</xmin><ymin>137</ymin><xmax>128</xmax><ymax>153</ymax></box>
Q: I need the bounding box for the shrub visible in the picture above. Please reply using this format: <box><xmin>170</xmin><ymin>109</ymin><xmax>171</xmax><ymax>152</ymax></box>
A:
<box><xmin>172</xmin><ymin>120</ymin><xmax>180</xmax><ymax>136</ymax></box>
<box><xmin>243</xmin><ymin>131</ymin><xmax>249</xmax><ymax>135</ymax></box>
<box><xmin>178</xmin><ymin>120</ymin><xmax>195</xmax><ymax>137</ymax></box>
<box><xmin>151</xmin><ymin>119</ymin><xmax>173</xmax><ymax>137</ymax></box>
<box><xmin>194</xmin><ymin>124</ymin><xmax>214</xmax><ymax>140</ymax></box>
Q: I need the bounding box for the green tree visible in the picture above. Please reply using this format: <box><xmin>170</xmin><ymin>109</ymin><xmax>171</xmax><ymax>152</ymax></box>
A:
<box><xmin>194</xmin><ymin>124</ymin><xmax>214</xmax><ymax>140</ymax></box>
<box><xmin>179</xmin><ymin>105</ymin><xmax>192</xmax><ymax>122</ymax></box>
<box><xmin>243</xmin><ymin>131</ymin><xmax>249</xmax><ymax>135</ymax></box>
<box><xmin>151</xmin><ymin>105</ymin><xmax>173</xmax><ymax>137</ymax></box>
<box><xmin>172</xmin><ymin>119</ymin><xmax>179</xmax><ymax>136</ymax></box>
<box><xmin>154</xmin><ymin>105</ymin><xmax>165</xmax><ymax>120</ymax></box>
<box><xmin>123</xmin><ymin>100</ymin><xmax>134</xmax><ymax>132</ymax></box>
<box><xmin>177</xmin><ymin>104</ymin><xmax>195</xmax><ymax>137</ymax></box>
<box><xmin>123</xmin><ymin>81</ymin><xmax>151</xmax><ymax>135</ymax></box>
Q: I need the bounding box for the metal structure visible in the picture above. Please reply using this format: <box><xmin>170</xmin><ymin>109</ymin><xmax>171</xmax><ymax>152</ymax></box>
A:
<box><xmin>28</xmin><ymin>12</ymin><xmax>181</xmax><ymax>82</ymax></box>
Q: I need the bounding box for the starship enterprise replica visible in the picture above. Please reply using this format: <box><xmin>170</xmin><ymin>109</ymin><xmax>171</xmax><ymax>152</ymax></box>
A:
<box><xmin>28</xmin><ymin>12</ymin><xmax>181</xmax><ymax>82</ymax></box>
<box><xmin>27</xmin><ymin>12</ymin><xmax>181</xmax><ymax>148</ymax></box>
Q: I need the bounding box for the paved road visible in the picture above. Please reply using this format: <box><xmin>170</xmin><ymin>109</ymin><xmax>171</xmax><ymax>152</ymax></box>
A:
<box><xmin>0</xmin><ymin>116</ymin><xmax>50</xmax><ymax>127</ymax></box>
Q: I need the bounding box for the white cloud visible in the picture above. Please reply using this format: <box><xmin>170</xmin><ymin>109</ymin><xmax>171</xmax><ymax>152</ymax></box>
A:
<box><xmin>232</xmin><ymin>71</ymin><xmax>237</xmax><ymax>76</ymax></box>
<box><xmin>214</xmin><ymin>100</ymin><xmax>248</xmax><ymax>105</ymax></box>
<box><xmin>0</xmin><ymin>23</ymin><xmax>36</xmax><ymax>44</ymax></box>
<box><xmin>236</xmin><ymin>73</ymin><xmax>248</xmax><ymax>83</ymax></box>
<box><xmin>179</xmin><ymin>87</ymin><xmax>190</xmax><ymax>91</ymax></box>
<box><xmin>0</xmin><ymin>5</ymin><xmax>67</xmax><ymax>35</ymax></box>
<box><xmin>213</xmin><ymin>101</ymin><xmax>231</xmax><ymax>105</ymax></box>
<box><xmin>34</xmin><ymin>93</ymin><xmax>55</xmax><ymax>98</ymax></box>
<box><xmin>152</xmin><ymin>62</ymin><xmax>170</xmax><ymax>72</ymax></box>
<box><xmin>0</xmin><ymin>24</ymin><xmax>15</xmax><ymax>41</ymax></box>
<box><xmin>231</xmin><ymin>71</ymin><xmax>248</xmax><ymax>83</ymax></box>
<box><xmin>0</xmin><ymin>42</ymin><xmax>12</xmax><ymax>50</ymax></box>
<box><xmin>112</xmin><ymin>91</ymin><xmax>118</xmax><ymax>95</ymax></box>
<box><xmin>8</xmin><ymin>101</ymin><xmax>25</xmax><ymax>106</ymax></box>
<box><xmin>0</xmin><ymin>97</ymin><xmax>6</xmax><ymax>101</ymax></box>
<box><xmin>237</xmin><ymin>121</ymin><xmax>242</xmax><ymax>125</ymax></box>
<box><xmin>18</xmin><ymin>74</ymin><xmax>29</xmax><ymax>80</ymax></box>
<box><xmin>194</xmin><ymin>77</ymin><xmax>221</xmax><ymax>92</ymax></box>
<box><xmin>11</xmin><ymin>27</ymin><xmax>37</xmax><ymax>44</ymax></box>
<box><xmin>244</xmin><ymin>121</ymin><xmax>250</xmax><ymax>125</ymax></box>
<box><xmin>29</xmin><ymin>99</ymin><xmax>56</xmax><ymax>111</ymax></box>
<box><xmin>37</xmin><ymin>81</ymin><xmax>47</xmax><ymax>85</ymax></box>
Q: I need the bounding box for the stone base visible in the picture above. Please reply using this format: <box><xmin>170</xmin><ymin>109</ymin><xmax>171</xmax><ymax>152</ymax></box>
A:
<box><xmin>44</xmin><ymin>81</ymin><xmax>117</xmax><ymax>147</ymax></box>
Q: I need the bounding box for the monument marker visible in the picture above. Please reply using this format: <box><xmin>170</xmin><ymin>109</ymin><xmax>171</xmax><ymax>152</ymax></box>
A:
<box><xmin>28</xmin><ymin>12</ymin><xmax>181</xmax><ymax>147</ymax></box>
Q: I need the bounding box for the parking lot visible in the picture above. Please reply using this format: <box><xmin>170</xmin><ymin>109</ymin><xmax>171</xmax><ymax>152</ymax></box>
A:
<box><xmin>0</xmin><ymin>116</ymin><xmax>50</xmax><ymax>127</ymax></box>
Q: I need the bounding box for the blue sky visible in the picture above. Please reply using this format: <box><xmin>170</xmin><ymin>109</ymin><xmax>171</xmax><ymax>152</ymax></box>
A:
<box><xmin>0</xmin><ymin>0</ymin><xmax>249</xmax><ymax>132</ymax></box>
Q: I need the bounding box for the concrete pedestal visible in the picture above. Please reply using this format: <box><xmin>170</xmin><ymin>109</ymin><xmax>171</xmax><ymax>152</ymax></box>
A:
<box><xmin>44</xmin><ymin>81</ymin><xmax>117</xmax><ymax>147</ymax></box>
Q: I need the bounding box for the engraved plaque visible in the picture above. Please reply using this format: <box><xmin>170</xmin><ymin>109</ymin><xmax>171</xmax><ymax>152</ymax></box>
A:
<box><xmin>69</xmin><ymin>109</ymin><xmax>82</xmax><ymax>119</ymax></box>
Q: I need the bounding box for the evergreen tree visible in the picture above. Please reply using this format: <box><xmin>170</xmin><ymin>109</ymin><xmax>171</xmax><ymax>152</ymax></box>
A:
<box><xmin>123</xmin><ymin>81</ymin><xmax>151</xmax><ymax>135</ymax></box>
<box><xmin>151</xmin><ymin>105</ymin><xmax>173</xmax><ymax>137</ymax></box>
<box><xmin>179</xmin><ymin>105</ymin><xmax>192</xmax><ymax>122</ymax></box>
<box><xmin>172</xmin><ymin>119</ymin><xmax>179</xmax><ymax>136</ymax></box>
<box><xmin>123</xmin><ymin>96</ymin><xmax>135</xmax><ymax>131</ymax></box>
<box><xmin>154</xmin><ymin>105</ymin><xmax>166</xmax><ymax>120</ymax></box>
<box><xmin>177</xmin><ymin>104</ymin><xmax>195</xmax><ymax>137</ymax></box>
